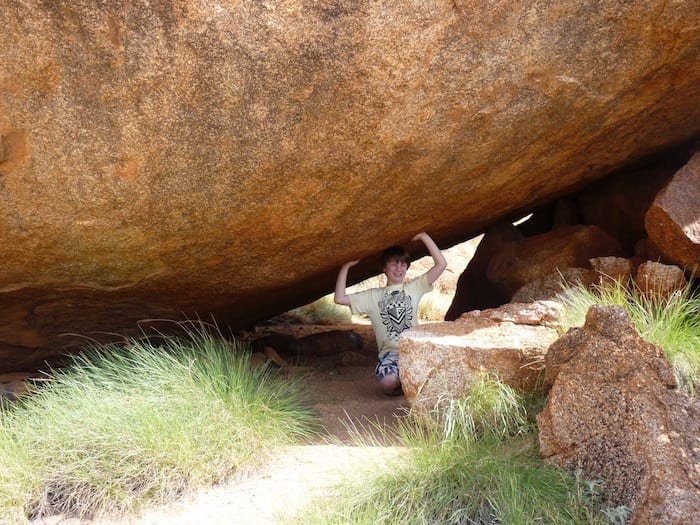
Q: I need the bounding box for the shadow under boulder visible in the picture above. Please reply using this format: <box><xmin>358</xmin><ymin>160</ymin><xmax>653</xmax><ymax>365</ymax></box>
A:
<box><xmin>251</xmin><ymin>328</ymin><xmax>375</xmax><ymax>368</ymax></box>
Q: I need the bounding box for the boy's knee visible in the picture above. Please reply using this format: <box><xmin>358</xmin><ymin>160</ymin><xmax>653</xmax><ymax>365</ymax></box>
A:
<box><xmin>379</xmin><ymin>374</ymin><xmax>401</xmax><ymax>395</ymax></box>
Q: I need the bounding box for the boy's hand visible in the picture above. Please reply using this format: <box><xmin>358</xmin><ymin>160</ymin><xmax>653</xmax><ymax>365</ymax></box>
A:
<box><xmin>343</xmin><ymin>259</ymin><xmax>360</xmax><ymax>268</ymax></box>
<box><xmin>412</xmin><ymin>232</ymin><xmax>428</xmax><ymax>242</ymax></box>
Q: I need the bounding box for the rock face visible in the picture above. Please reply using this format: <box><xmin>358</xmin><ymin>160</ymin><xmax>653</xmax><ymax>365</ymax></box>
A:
<box><xmin>589</xmin><ymin>256</ymin><xmax>635</xmax><ymax>285</ymax></box>
<box><xmin>511</xmin><ymin>268</ymin><xmax>596</xmax><ymax>303</ymax></box>
<box><xmin>578</xmin><ymin>165</ymin><xmax>675</xmax><ymax>254</ymax></box>
<box><xmin>1</xmin><ymin>2</ymin><xmax>699</xmax><ymax>370</ymax></box>
<box><xmin>486</xmin><ymin>225</ymin><xmax>623</xmax><ymax>298</ymax></box>
<box><xmin>400</xmin><ymin>301</ymin><xmax>562</xmax><ymax>412</ymax></box>
<box><xmin>645</xmin><ymin>151</ymin><xmax>700</xmax><ymax>273</ymax></box>
<box><xmin>444</xmin><ymin>223</ymin><xmax>521</xmax><ymax>320</ymax></box>
<box><xmin>537</xmin><ymin>305</ymin><xmax>700</xmax><ymax>524</ymax></box>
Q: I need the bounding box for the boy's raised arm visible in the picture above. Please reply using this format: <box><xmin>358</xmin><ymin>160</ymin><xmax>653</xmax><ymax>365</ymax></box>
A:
<box><xmin>412</xmin><ymin>232</ymin><xmax>447</xmax><ymax>285</ymax></box>
<box><xmin>334</xmin><ymin>260</ymin><xmax>360</xmax><ymax>306</ymax></box>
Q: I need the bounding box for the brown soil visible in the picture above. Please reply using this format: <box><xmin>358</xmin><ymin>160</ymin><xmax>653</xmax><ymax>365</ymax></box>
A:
<box><xmin>299</xmin><ymin>360</ymin><xmax>410</xmax><ymax>444</ymax></box>
<box><xmin>254</xmin><ymin>321</ymin><xmax>410</xmax><ymax>442</ymax></box>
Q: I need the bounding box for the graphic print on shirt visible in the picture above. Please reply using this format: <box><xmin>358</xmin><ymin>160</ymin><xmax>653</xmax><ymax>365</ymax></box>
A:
<box><xmin>378</xmin><ymin>289</ymin><xmax>414</xmax><ymax>342</ymax></box>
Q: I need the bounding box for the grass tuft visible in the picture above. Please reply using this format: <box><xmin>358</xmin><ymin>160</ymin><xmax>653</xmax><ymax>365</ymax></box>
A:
<box><xmin>290</xmin><ymin>377</ymin><xmax>622</xmax><ymax>524</ymax></box>
<box><xmin>425</xmin><ymin>376</ymin><xmax>529</xmax><ymax>442</ymax></box>
<box><xmin>0</xmin><ymin>328</ymin><xmax>316</xmax><ymax>522</ymax></box>
<box><xmin>557</xmin><ymin>278</ymin><xmax>700</xmax><ymax>395</ymax></box>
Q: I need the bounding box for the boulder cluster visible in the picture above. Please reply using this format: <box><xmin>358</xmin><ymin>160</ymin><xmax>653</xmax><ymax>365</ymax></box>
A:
<box><xmin>401</xmin><ymin>301</ymin><xmax>699</xmax><ymax>523</ymax></box>
<box><xmin>446</xmin><ymin>149</ymin><xmax>699</xmax><ymax>319</ymax></box>
<box><xmin>399</xmin><ymin>150</ymin><xmax>700</xmax><ymax>524</ymax></box>
<box><xmin>538</xmin><ymin>305</ymin><xmax>699</xmax><ymax>524</ymax></box>
<box><xmin>1</xmin><ymin>1</ymin><xmax>699</xmax><ymax>372</ymax></box>
<box><xmin>1</xmin><ymin>3</ymin><xmax>698</xmax><ymax>519</ymax></box>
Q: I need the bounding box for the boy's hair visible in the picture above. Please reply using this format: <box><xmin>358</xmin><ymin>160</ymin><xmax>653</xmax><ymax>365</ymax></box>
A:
<box><xmin>381</xmin><ymin>245</ymin><xmax>410</xmax><ymax>269</ymax></box>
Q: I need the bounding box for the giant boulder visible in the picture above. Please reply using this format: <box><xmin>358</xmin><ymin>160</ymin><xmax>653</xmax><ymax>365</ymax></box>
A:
<box><xmin>1</xmin><ymin>2</ymin><xmax>699</xmax><ymax>370</ymax></box>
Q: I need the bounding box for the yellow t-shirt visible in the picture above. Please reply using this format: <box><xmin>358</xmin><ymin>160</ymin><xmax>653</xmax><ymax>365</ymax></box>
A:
<box><xmin>349</xmin><ymin>273</ymin><xmax>432</xmax><ymax>356</ymax></box>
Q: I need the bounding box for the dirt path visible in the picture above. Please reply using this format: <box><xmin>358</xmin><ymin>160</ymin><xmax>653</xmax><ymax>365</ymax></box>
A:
<box><xmin>36</xmin><ymin>347</ymin><xmax>410</xmax><ymax>525</ymax></box>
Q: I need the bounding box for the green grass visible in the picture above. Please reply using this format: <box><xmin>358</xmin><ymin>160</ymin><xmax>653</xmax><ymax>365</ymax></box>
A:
<box><xmin>557</xmin><ymin>278</ymin><xmax>700</xmax><ymax>395</ymax></box>
<box><xmin>290</xmin><ymin>378</ymin><xmax>625</xmax><ymax>525</ymax></box>
<box><xmin>428</xmin><ymin>377</ymin><xmax>530</xmax><ymax>442</ymax></box>
<box><xmin>0</xmin><ymin>329</ymin><xmax>316</xmax><ymax>523</ymax></box>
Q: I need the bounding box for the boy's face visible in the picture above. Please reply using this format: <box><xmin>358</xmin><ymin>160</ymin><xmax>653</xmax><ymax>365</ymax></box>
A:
<box><xmin>383</xmin><ymin>258</ymin><xmax>408</xmax><ymax>285</ymax></box>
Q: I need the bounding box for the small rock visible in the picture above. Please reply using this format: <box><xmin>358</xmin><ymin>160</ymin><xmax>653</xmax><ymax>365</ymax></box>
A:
<box><xmin>635</xmin><ymin>261</ymin><xmax>688</xmax><ymax>298</ymax></box>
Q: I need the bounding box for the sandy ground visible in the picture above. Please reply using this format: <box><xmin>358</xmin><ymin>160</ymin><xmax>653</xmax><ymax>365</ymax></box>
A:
<box><xmin>37</xmin><ymin>443</ymin><xmax>405</xmax><ymax>525</ymax></box>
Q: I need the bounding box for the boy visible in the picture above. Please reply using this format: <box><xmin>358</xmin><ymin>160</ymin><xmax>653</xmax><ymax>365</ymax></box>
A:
<box><xmin>334</xmin><ymin>232</ymin><xmax>447</xmax><ymax>395</ymax></box>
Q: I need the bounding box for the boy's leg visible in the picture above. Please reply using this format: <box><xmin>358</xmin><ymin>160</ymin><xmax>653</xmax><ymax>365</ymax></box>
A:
<box><xmin>375</xmin><ymin>352</ymin><xmax>403</xmax><ymax>396</ymax></box>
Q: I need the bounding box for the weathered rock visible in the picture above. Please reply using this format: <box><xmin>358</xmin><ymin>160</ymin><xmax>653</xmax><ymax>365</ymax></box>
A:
<box><xmin>538</xmin><ymin>305</ymin><xmax>700</xmax><ymax>523</ymax></box>
<box><xmin>1</xmin><ymin>2</ymin><xmax>699</xmax><ymax>371</ymax></box>
<box><xmin>476</xmin><ymin>300</ymin><xmax>565</xmax><ymax>330</ymax></box>
<box><xmin>635</xmin><ymin>261</ymin><xmax>688</xmax><ymax>298</ymax></box>
<box><xmin>0</xmin><ymin>372</ymin><xmax>32</xmax><ymax>403</ymax></box>
<box><xmin>252</xmin><ymin>329</ymin><xmax>371</xmax><ymax>368</ymax></box>
<box><xmin>251</xmin><ymin>333</ymin><xmax>296</xmax><ymax>355</ymax></box>
<box><xmin>577</xmin><ymin>164</ymin><xmax>676</xmax><ymax>253</ymax></box>
<box><xmin>645</xmin><ymin>151</ymin><xmax>700</xmax><ymax>273</ymax></box>
<box><xmin>250</xmin><ymin>346</ymin><xmax>290</xmax><ymax>370</ymax></box>
<box><xmin>288</xmin><ymin>329</ymin><xmax>364</xmax><ymax>357</ymax></box>
<box><xmin>511</xmin><ymin>267</ymin><xmax>597</xmax><ymax>303</ymax></box>
<box><xmin>400</xmin><ymin>302</ymin><xmax>562</xmax><ymax>412</ymax></box>
<box><xmin>486</xmin><ymin>225</ymin><xmax>623</xmax><ymax>298</ymax></box>
<box><xmin>634</xmin><ymin>237</ymin><xmax>665</xmax><ymax>265</ymax></box>
<box><xmin>589</xmin><ymin>256</ymin><xmax>635</xmax><ymax>285</ymax></box>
